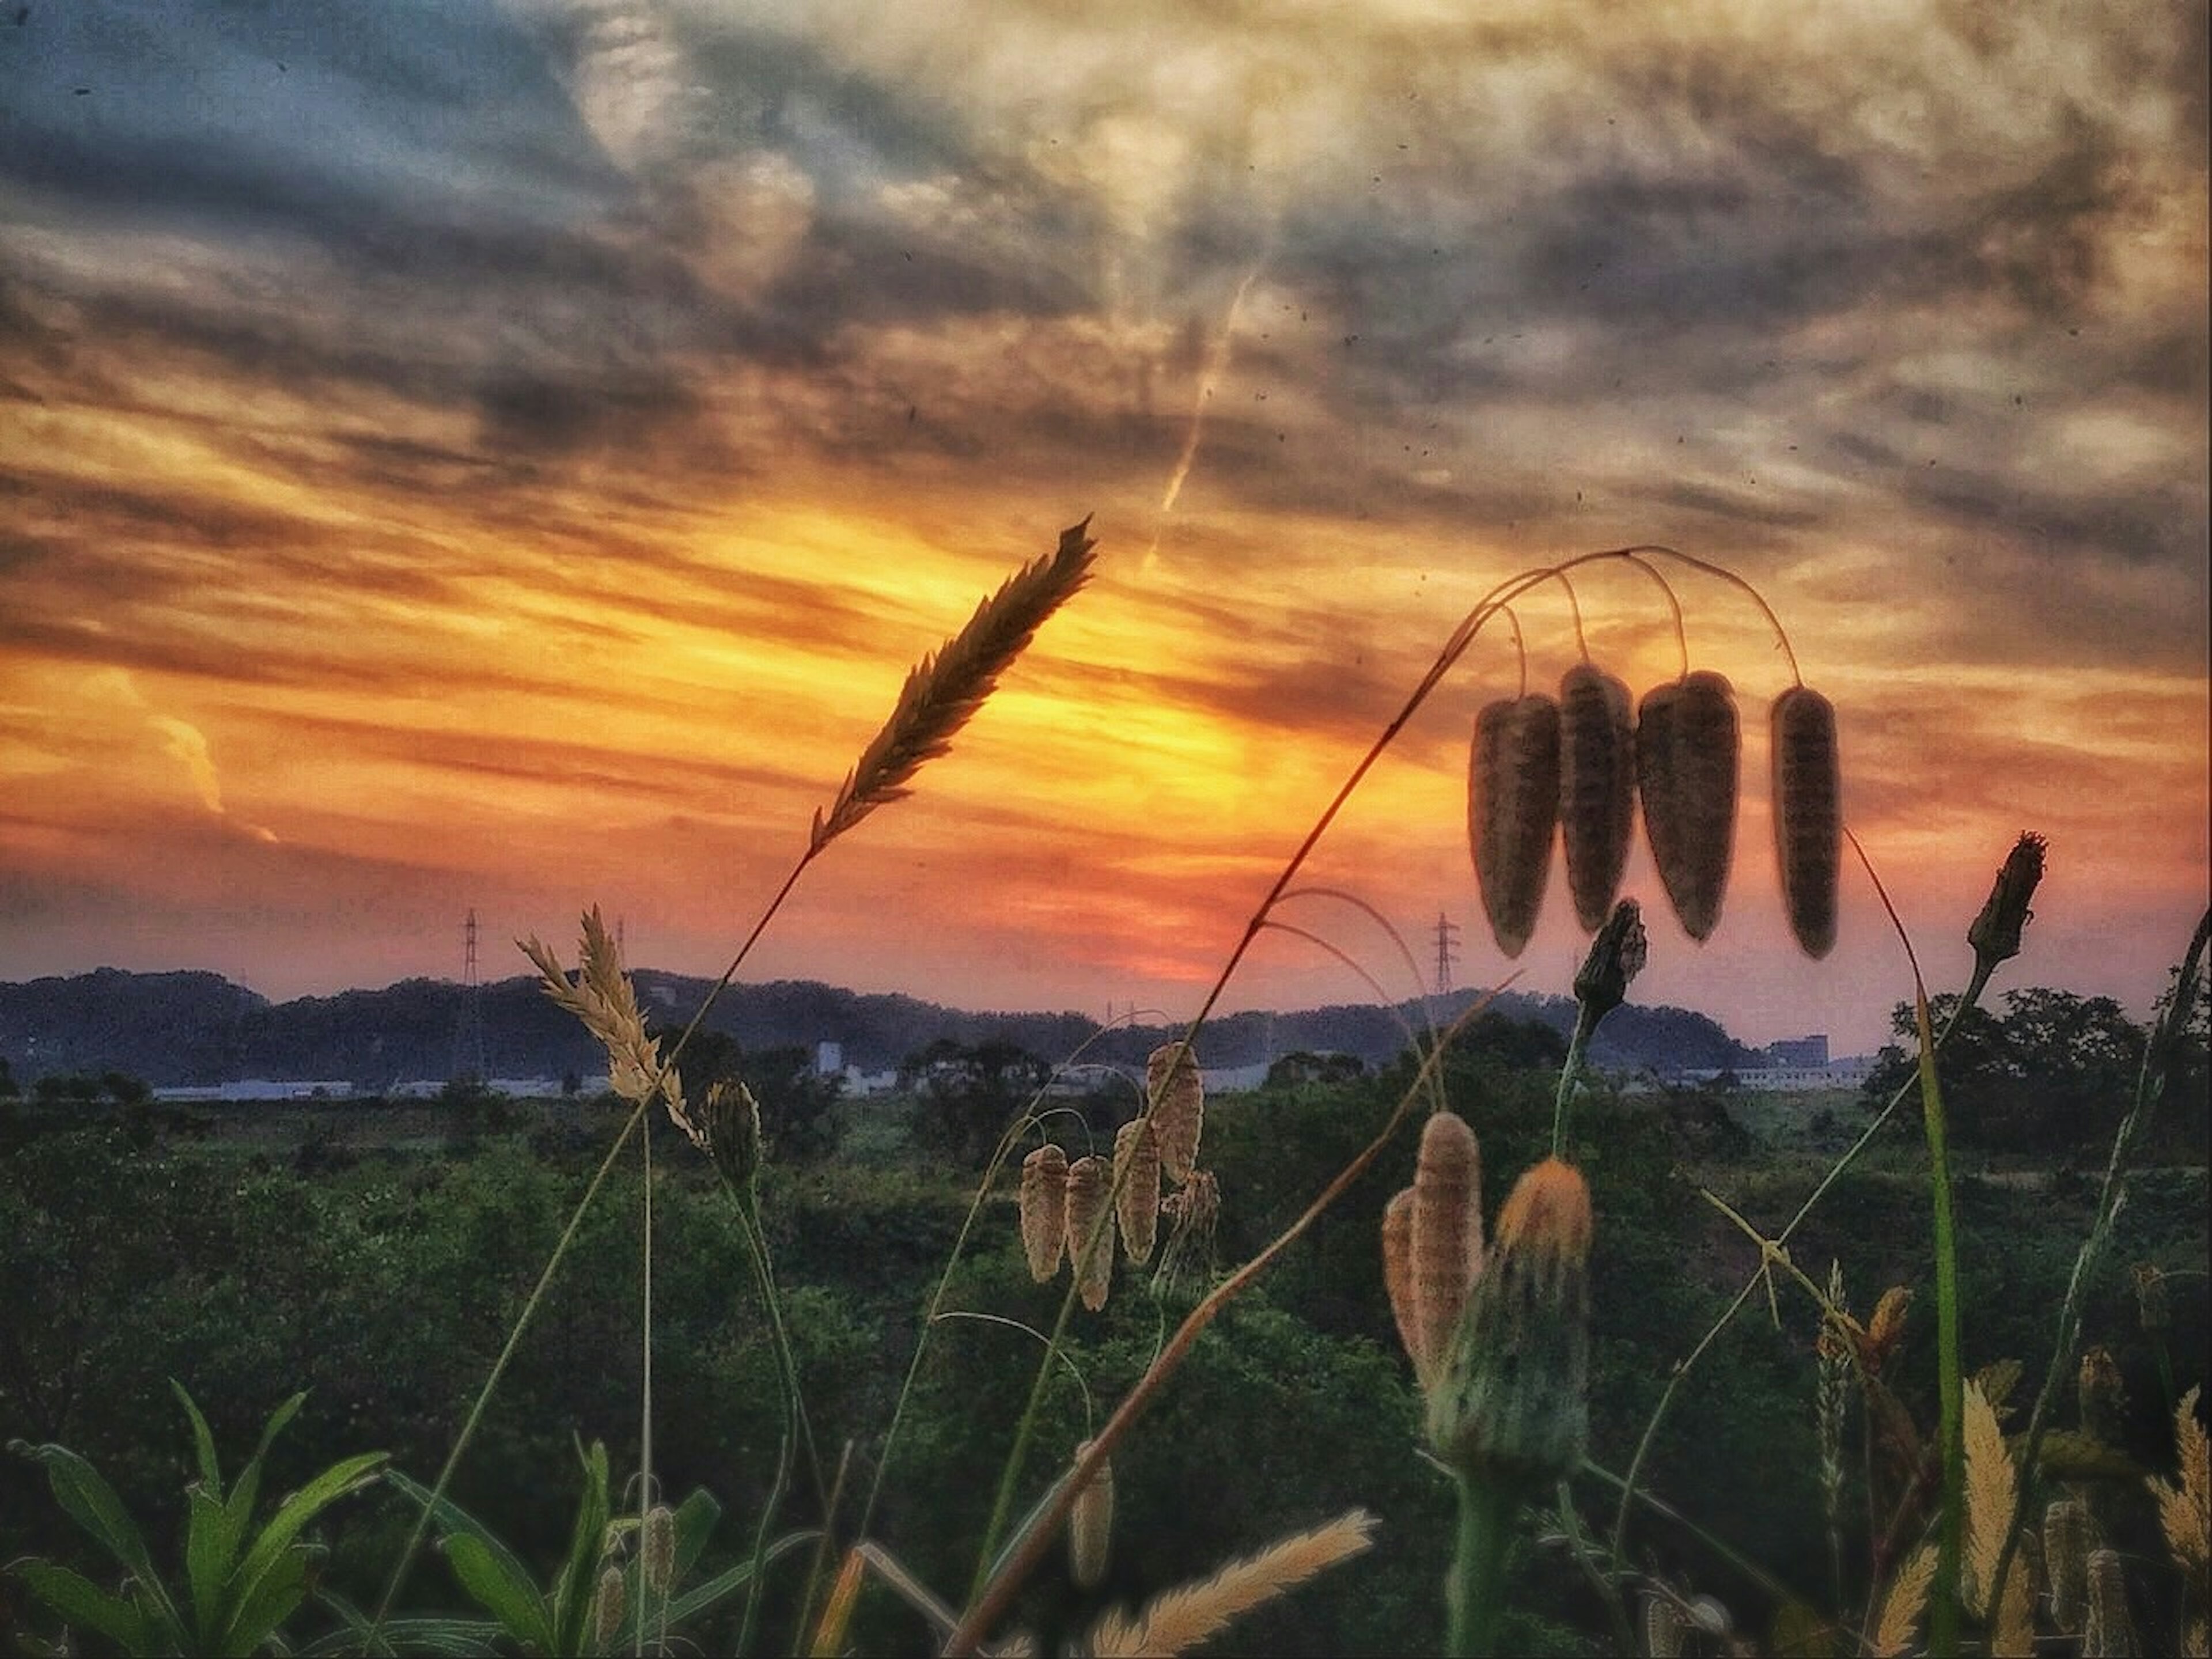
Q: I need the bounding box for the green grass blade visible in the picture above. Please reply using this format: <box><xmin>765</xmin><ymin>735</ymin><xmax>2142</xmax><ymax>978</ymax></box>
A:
<box><xmin>384</xmin><ymin>1469</ymin><xmax>550</xmax><ymax>1630</ymax></box>
<box><xmin>185</xmin><ymin>1484</ymin><xmax>232</xmax><ymax>1640</ymax></box>
<box><xmin>1915</xmin><ymin>989</ymin><xmax>1965</xmax><ymax>1659</ymax></box>
<box><xmin>222</xmin><ymin>1392</ymin><xmax>306</xmax><ymax>1566</ymax></box>
<box><xmin>667</xmin><ymin>1487</ymin><xmax>721</xmax><ymax>1586</ymax></box>
<box><xmin>549</xmin><ymin>1441</ymin><xmax>611</xmax><ymax>1657</ymax></box>
<box><xmin>169</xmin><ymin>1381</ymin><xmax>224</xmax><ymax>1499</ymax></box>
<box><xmin>661</xmin><ymin>1531</ymin><xmax>815</xmax><ymax>1627</ymax></box>
<box><xmin>218</xmin><ymin>1543</ymin><xmax>312</xmax><ymax>1658</ymax></box>
<box><xmin>304</xmin><ymin>1589</ymin><xmax>501</xmax><ymax>1657</ymax></box>
<box><xmin>12</xmin><ymin>1560</ymin><xmax>158</xmax><ymax>1653</ymax></box>
<box><xmin>442</xmin><ymin>1535</ymin><xmax>555</xmax><ymax>1654</ymax></box>
<box><xmin>224</xmin><ymin>1451</ymin><xmax>387</xmax><ymax>1640</ymax></box>
<box><xmin>9</xmin><ymin>1439</ymin><xmax>187</xmax><ymax>1643</ymax></box>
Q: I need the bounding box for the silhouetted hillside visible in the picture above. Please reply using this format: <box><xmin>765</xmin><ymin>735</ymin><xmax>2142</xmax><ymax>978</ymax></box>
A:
<box><xmin>0</xmin><ymin>968</ymin><xmax>1764</xmax><ymax>1089</ymax></box>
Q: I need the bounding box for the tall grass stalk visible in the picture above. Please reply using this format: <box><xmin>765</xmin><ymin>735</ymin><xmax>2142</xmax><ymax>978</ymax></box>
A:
<box><xmin>1982</xmin><ymin>906</ymin><xmax>2212</xmax><ymax>1630</ymax></box>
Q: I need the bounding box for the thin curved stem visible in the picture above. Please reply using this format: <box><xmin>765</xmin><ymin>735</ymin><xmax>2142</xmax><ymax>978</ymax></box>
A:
<box><xmin>1500</xmin><ymin>603</ymin><xmax>1528</xmax><ymax>699</ymax></box>
<box><xmin>1549</xmin><ymin>569</ymin><xmax>1592</xmax><ymax>662</ymax></box>
<box><xmin>636</xmin><ymin>1107</ymin><xmax>654</xmax><ymax>1659</ymax></box>
<box><xmin>1621</xmin><ymin>552</ymin><xmax>1689</xmax><ymax>681</ymax></box>
<box><xmin>1630</xmin><ymin>544</ymin><xmax>1803</xmax><ymax>687</ymax></box>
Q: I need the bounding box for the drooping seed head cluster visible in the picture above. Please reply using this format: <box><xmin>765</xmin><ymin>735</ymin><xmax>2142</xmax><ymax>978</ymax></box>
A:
<box><xmin>1382</xmin><ymin>1111</ymin><xmax>1593</xmax><ymax>1491</ymax></box>
<box><xmin>1017</xmin><ymin>1044</ymin><xmax>1214</xmax><ymax>1312</ymax></box>
<box><xmin>1469</xmin><ymin>660</ymin><xmax>1841</xmax><ymax>960</ymax></box>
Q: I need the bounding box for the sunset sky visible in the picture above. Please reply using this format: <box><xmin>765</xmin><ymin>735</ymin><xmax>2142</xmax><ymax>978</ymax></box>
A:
<box><xmin>2</xmin><ymin>1</ymin><xmax>2205</xmax><ymax>1058</ymax></box>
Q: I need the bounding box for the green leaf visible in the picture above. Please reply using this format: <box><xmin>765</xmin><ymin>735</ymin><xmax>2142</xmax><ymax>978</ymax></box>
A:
<box><xmin>444</xmin><ymin>1534</ymin><xmax>554</xmax><ymax>1653</ymax></box>
<box><xmin>666</xmin><ymin>1488</ymin><xmax>721</xmax><ymax>1587</ymax></box>
<box><xmin>223</xmin><ymin>1393</ymin><xmax>306</xmax><ymax>1562</ymax></box>
<box><xmin>185</xmin><ymin>1484</ymin><xmax>234</xmax><ymax>1638</ymax></box>
<box><xmin>221</xmin><ymin>1452</ymin><xmax>386</xmax><ymax>1650</ymax></box>
<box><xmin>9</xmin><ymin>1439</ymin><xmax>187</xmax><ymax>1643</ymax></box>
<box><xmin>12</xmin><ymin>1560</ymin><xmax>157</xmax><ymax>1653</ymax></box>
<box><xmin>219</xmin><ymin>1540</ymin><xmax>313</xmax><ymax>1658</ymax></box>
<box><xmin>549</xmin><ymin>1441</ymin><xmax>611</xmax><ymax>1657</ymax></box>
<box><xmin>385</xmin><ymin>1471</ymin><xmax>552</xmax><ymax>1624</ymax></box>
<box><xmin>170</xmin><ymin>1381</ymin><xmax>225</xmax><ymax>1499</ymax></box>
<box><xmin>2028</xmin><ymin>1429</ymin><xmax>2144</xmax><ymax>1482</ymax></box>
<box><xmin>661</xmin><ymin>1531</ymin><xmax>814</xmax><ymax>1627</ymax></box>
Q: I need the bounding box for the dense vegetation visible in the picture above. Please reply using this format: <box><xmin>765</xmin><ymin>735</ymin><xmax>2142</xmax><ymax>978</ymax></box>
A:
<box><xmin>3</xmin><ymin>998</ymin><xmax>2203</xmax><ymax>1656</ymax></box>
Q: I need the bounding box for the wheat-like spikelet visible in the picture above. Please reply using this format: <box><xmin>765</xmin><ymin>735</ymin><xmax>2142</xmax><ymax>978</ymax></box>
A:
<box><xmin>1635</xmin><ymin>670</ymin><xmax>1738</xmax><ymax>941</ymax></box>
<box><xmin>1770</xmin><ymin>684</ymin><xmax>1840</xmax><ymax>958</ymax></box>
<box><xmin>1113</xmin><ymin>1118</ymin><xmax>1162</xmax><ymax>1265</ymax></box>
<box><xmin>642</xmin><ymin>1502</ymin><xmax>677</xmax><ymax>1595</ymax></box>
<box><xmin>1964</xmin><ymin>1378</ymin><xmax>2018</xmax><ymax>1619</ymax></box>
<box><xmin>1559</xmin><ymin>663</ymin><xmax>1636</xmax><ymax>931</ymax></box>
<box><xmin>1145</xmin><ymin>1043</ymin><xmax>1205</xmax><ymax>1183</ymax></box>
<box><xmin>1065</xmin><ymin>1154</ymin><xmax>1112</xmax><ymax>1311</ymax></box>
<box><xmin>1410</xmin><ymin>1111</ymin><xmax>1482</xmax><ymax>1386</ymax></box>
<box><xmin>1381</xmin><ymin>1187</ymin><xmax>1423</xmax><ymax>1385</ymax></box>
<box><xmin>1864</xmin><ymin>1285</ymin><xmax>1912</xmax><ymax>1373</ymax></box>
<box><xmin>590</xmin><ymin>1562</ymin><xmax>626</xmax><ymax>1653</ymax></box>
<box><xmin>1873</xmin><ymin>1543</ymin><xmax>1936</xmax><ymax>1658</ymax></box>
<box><xmin>2084</xmin><ymin>1547</ymin><xmax>2135</xmax><ymax>1657</ymax></box>
<box><xmin>1068</xmin><ymin>1441</ymin><xmax>1115</xmax><ymax>1590</ymax></box>
<box><xmin>810</xmin><ymin>518</ymin><xmax>1099</xmax><ymax>852</ymax></box>
<box><xmin>2047</xmin><ymin>1497</ymin><xmax>2092</xmax><ymax>1633</ymax></box>
<box><xmin>1468</xmin><ymin>693</ymin><xmax>1560</xmax><ymax>957</ymax></box>
<box><xmin>521</xmin><ymin>907</ymin><xmax>703</xmax><ymax>1149</ymax></box>
<box><xmin>1085</xmin><ymin>1509</ymin><xmax>1376</xmax><ymax>1657</ymax></box>
<box><xmin>1018</xmin><ymin>1145</ymin><xmax>1069</xmax><ymax>1282</ymax></box>
<box><xmin>2154</xmin><ymin>1385</ymin><xmax>2209</xmax><ymax>1580</ymax></box>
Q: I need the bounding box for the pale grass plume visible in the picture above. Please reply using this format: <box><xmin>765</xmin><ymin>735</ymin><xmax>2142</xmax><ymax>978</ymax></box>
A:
<box><xmin>1018</xmin><ymin>1145</ymin><xmax>1070</xmax><ymax>1282</ymax></box>
<box><xmin>1963</xmin><ymin>1377</ymin><xmax>2018</xmax><ymax>1619</ymax></box>
<box><xmin>1381</xmin><ymin>1188</ymin><xmax>1422</xmax><ymax>1387</ymax></box>
<box><xmin>521</xmin><ymin>906</ymin><xmax>702</xmax><ymax>1150</ymax></box>
<box><xmin>2153</xmin><ymin>1384</ymin><xmax>2209</xmax><ymax>1581</ymax></box>
<box><xmin>1145</xmin><ymin>1043</ymin><xmax>1205</xmax><ymax>1183</ymax></box>
<box><xmin>1113</xmin><ymin>1118</ymin><xmax>1161</xmax><ymax>1265</ymax></box>
<box><xmin>1085</xmin><ymin>1508</ymin><xmax>1376</xmax><ymax>1657</ymax></box>
<box><xmin>810</xmin><ymin>518</ymin><xmax>1099</xmax><ymax>852</ymax></box>
<box><xmin>1873</xmin><ymin>1543</ymin><xmax>1936</xmax><ymax>1658</ymax></box>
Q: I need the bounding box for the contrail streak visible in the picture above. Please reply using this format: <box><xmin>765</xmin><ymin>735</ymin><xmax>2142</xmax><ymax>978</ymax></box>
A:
<box><xmin>1143</xmin><ymin>256</ymin><xmax>1267</xmax><ymax>574</ymax></box>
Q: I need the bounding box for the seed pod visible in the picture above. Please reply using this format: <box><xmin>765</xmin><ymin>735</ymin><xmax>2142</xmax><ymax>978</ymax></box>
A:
<box><xmin>1067</xmin><ymin>1441</ymin><xmax>1114</xmax><ymax>1589</ymax></box>
<box><xmin>1770</xmin><ymin>684</ymin><xmax>1840</xmax><ymax>958</ymax></box>
<box><xmin>1468</xmin><ymin>694</ymin><xmax>1561</xmax><ymax>957</ymax></box>
<box><xmin>1559</xmin><ymin>664</ymin><xmax>1637</xmax><ymax>932</ymax></box>
<box><xmin>1635</xmin><ymin>671</ymin><xmax>1739</xmax><ymax>941</ymax></box>
<box><xmin>2079</xmin><ymin>1345</ymin><xmax>2127</xmax><ymax>1446</ymax></box>
<box><xmin>642</xmin><ymin>1503</ymin><xmax>677</xmax><ymax>1595</ymax></box>
<box><xmin>1642</xmin><ymin>1594</ymin><xmax>1687</xmax><ymax>1659</ymax></box>
<box><xmin>1411</xmin><ymin>1111</ymin><xmax>1483</xmax><ymax>1389</ymax></box>
<box><xmin>1064</xmin><ymin>1154</ymin><xmax>1112</xmax><ymax>1311</ymax></box>
<box><xmin>1019</xmin><ymin>1145</ymin><xmax>1069</xmax><ymax>1282</ymax></box>
<box><xmin>2084</xmin><ymin>1547</ymin><xmax>2134</xmax><ymax>1657</ymax></box>
<box><xmin>1113</xmin><ymin>1118</ymin><xmax>1161</xmax><ymax>1264</ymax></box>
<box><xmin>1864</xmin><ymin>1285</ymin><xmax>1912</xmax><ymax>1373</ymax></box>
<box><xmin>590</xmin><ymin>1562</ymin><xmax>627</xmax><ymax>1652</ymax></box>
<box><xmin>1145</xmin><ymin>1043</ymin><xmax>1205</xmax><ymax>1183</ymax></box>
<box><xmin>1381</xmin><ymin>1187</ymin><xmax>1423</xmax><ymax>1382</ymax></box>
<box><xmin>2046</xmin><ymin>1497</ymin><xmax>2090</xmax><ymax>1633</ymax></box>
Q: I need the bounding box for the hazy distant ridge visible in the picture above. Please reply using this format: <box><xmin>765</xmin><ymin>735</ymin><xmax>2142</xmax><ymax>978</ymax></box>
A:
<box><xmin>0</xmin><ymin>967</ymin><xmax>1766</xmax><ymax>1089</ymax></box>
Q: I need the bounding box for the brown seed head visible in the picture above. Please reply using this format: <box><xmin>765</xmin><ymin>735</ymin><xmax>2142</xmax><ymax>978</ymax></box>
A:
<box><xmin>1572</xmin><ymin>897</ymin><xmax>1648</xmax><ymax>1022</ymax></box>
<box><xmin>1113</xmin><ymin>1118</ymin><xmax>1162</xmax><ymax>1264</ymax></box>
<box><xmin>703</xmin><ymin>1078</ymin><xmax>764</xmax><ymax>1193</ymax></box>
<box><xmin>2132</xmin><ymin>1262</ymin><xmax>2170</xmax><ymax>1335</ymax></box>
<box><xmin>1428</xmin><ymin>1158</ymin><xmax>1592</xmax><ymax>1487</ymax></box>
<box><xmin>2080</xmin><ymin>1344</ymin><xmax>2127</xmax><ymax>1445</ymax></box>
<box><xmin>1064</xmin><ymin>1154</ymin><xmax>1113</xmax><ymax>1311</ymax></box>
<box><xmin>1635</xmin><ymin>671</ymin><xmax>1740</xmax><ymax>941</ymax></box>
<box><xmin>591</xmin><ymin>1562</ymin><xmax>627</xmax><ymax>1652</ymax></box>
<box><xmin>1411</xmin><ymin>1110</ymin><xmax>1483</xmax><ymax>1387</ymax></box>
<box><xmin>1559</xmin><ymin>664</ymin><xmax>1637</xmax><ymax>931</ymax></box>
<box><xmin>642</xmin><ymin>1503</ymin><xmax>677</xmax><ymax>1594</ymax></box>
<box><xmin>1068</xmin><ymin>1441</ymin><xmax>1115</xmax><ymax>1590</ymax></box>
<box><xmin>1770</xmin><ymin>685</ymin><xmax>1841</xmax><ymax>958</ymax></box>
<box><xmin>1967</xmin><ymin>832</ymin><xmax>2047</xmax><ymax>979</ymax></box>
<box><xmin>1469</xmin><ymin>694</ymin><xmax>1562</xmax><ymax>957</ymax></box>
<box><xmin>1864</xmin><ymin>1285</ymin><xmax>1912</xmax><ymax>1373</ymax></box>
<box><xmin>1381</xmin><ymin>1187</ymin><xmax>1422</xmax><ymax>1381</ymax></box>
<box><xmin>2046</xmin><ymin>1497</ymin><xmax>2091</xmax><ymax>1633</ymax></box>
<box><xmin>1019</xmin><ymin>1145</ymin><xmax>1069</xmax><ymax>1282</ymax></box>
<box><xmin>1146</xmin><ymin>1043</ymin><xmax>1205</xmax><ymax>1183</ymax></box>
<box><xmin>2083</xmin><ymin>1547</ymin><xmax>2133</xmax><ymax>1658</ymax></box>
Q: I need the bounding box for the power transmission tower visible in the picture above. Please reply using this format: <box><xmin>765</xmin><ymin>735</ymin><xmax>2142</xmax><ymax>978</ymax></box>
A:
<box><xmin>1433</xmin><ymin>911</ymin><xmax>1461</xmax><ymax>999</ymax></box>
<box><xmin>452</xmin><ymin>908</ymin><xmax>489</xmax><ymax>1084</ymax></box>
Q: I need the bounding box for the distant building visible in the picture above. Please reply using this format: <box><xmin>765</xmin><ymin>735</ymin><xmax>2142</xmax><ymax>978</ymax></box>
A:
<box><xmin>152</xmin><ymin>1080</ymin><xmax>353</xmax><ymax>1103</ymax></box>
<box><xmin>1766</xmin><ymin>1035</ymin><xmax>1830</xmax><ymax>1068</ymax></box>
<box><xmin>815</xmin><ymin>1041</ymin><xmax>844</xmax><ymax>1077</ymax></box>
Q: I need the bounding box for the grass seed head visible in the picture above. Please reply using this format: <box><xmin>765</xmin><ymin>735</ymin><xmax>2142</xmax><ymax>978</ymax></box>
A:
<box><xmin>1469</xmin><ymin>694</ymin><xmax>1562</xmax><ymax>957</ymax></box>
<box><xmin>703</xmin><ymin>1078</ymin><xmax>763</xmax><ymax>1193</ymax></box>
<box><xmin>1635</xmin><ymin>671</ymin><xmax>1739</xmax><ymax>941</ymax></box>
<box><xmin>2047</xmin><ymin>1497</ymin><xmax>2091</xmax><ymax>1633</ymax></box>
<box><xmin>2084</xmin><ymin>1548</ymin><xmax>2134</xmax><ymax>1657</ymax></box>
<box><xmin>2152</xmin><ymin>1384</ymin><xmax>2207</xmax><ymax>1582</ymax></box>
<box><xmin>1968</xmin><ymin>831</ymin><xmax>2047</xmax><ymax>979</ymax></box>
<box><xmin>1571</xmin><ymin>897</ymin><xmax>1648</xmax><ymax>1022</ymax></box>
<box><xmin>1770</xmin><ymin>685</ymin><xmax>1841</xmax><ymax>958</ymax></box>
<box><xmin>1558</xmin><ymin>663</ymin><xmax>1637</xmax><ymax>932</ymax></box>
<box><xmin>1381</xmin><ymin>1187</ymin><xmax>1422</xmax><ymax>1385</ymax></box>
<box><xmin>1410</xmin><ymin>1111</ymin><xmax>1483</xmax><ymax>1389</ymax></box>
<box><xmin>590</xmin><ymin>1562</ymin><xmax>627</xmax><ymax>1652</ymax></box>
<box><xmin>2080</xmin><ymin>1344</ymin><xmax>2128</xmax><ymax>1445</ymax></box>
<box><xmin>642</xmin><ymin>1503</ymin><xmax>677</xmax><ymax>1595</ymax></box>
<box><xmin>1019</xmin><ymin>1145</ymin><xmax>1070</xmax><ymax>1282</ymax></box>
<box><xmin>2132</xmin><ymin>1262</ymin><xmax>2170</xmax><ymax>1335</ymax></box>
<box><xmin>1068</xmin><ymin>1441</ymin><xmax>1115</xmax><ymax>1590</ymax></box>
<box><xmin>1113</xmin><ymin>1118</ymin><xmax>1162</xmax><ymax>1264</ymax></box>
<box><xmin>1428</xmin><ymin>1157</ymin><xmax>1591</xmax><ymax>1487</ymax></box>
<box><xmin>1064</xmin><ymin>1154</ymin><xmax>1113</xmax><ymax>1311</ymax></box>
<box><xmin>1146</xmin><ymin>1043</ymin><xmax>1205</xmax><ymax>1184</ymax></box>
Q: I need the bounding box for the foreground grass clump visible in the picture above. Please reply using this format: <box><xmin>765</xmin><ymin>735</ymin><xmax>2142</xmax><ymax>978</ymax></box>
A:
<box><xmin>5</xmin><ymin>520</ymin><xmax>2207</xmax><ymax>1657</ymax></box>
